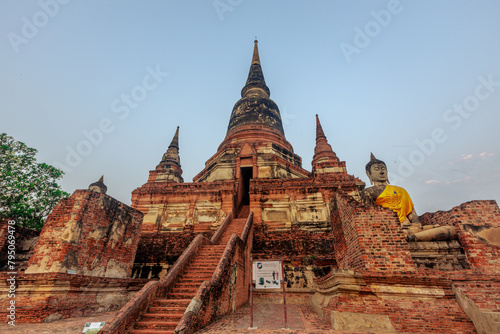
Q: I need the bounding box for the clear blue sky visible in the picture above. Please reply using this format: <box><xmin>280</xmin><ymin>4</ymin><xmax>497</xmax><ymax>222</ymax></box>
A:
<box><xmin>1</xmin><ymin>1</ymin><xmax>499</xmax><ymax>214</ymax></box>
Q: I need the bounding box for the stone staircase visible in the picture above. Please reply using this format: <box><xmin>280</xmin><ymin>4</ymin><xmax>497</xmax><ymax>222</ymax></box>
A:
<box><xmin>129</xmin><ymin>210</ymin><xmax>249</xmax><ymax>334</ymax></box>
<box><xmin>218</xmin><ymin>219</ymin><xmax>248</xmax><ymax>244</ymax></box>
<box><xmin>237</xmin><ymin>205</ymin><xmax>250</xmax><ymax>218</ymax></box>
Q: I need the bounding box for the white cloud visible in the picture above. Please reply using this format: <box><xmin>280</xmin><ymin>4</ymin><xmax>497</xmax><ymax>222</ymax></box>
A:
<box><xmin>448</xmin><ymin>152</ymin><xmax>495</xmax><ymax>166</ymax></box>
<box><xmin>449</xmin><ymin>176</ymin><xmax>472</xmax><ymax>184</ymax></box>
<box><xmin>479</xmin><ymin>152</ymin><xmax>494</xmax><ymax>158</ymax></box>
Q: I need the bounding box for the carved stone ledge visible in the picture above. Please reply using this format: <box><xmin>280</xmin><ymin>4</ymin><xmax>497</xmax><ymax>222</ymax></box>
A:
<box><xmin>408</xmin><ymin>240</ymin><xmax>470</xmax><ymax>270</ymax></box>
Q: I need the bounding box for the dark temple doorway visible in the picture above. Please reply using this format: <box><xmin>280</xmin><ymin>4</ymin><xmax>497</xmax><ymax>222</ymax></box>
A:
<box><xmin>237</xmin><ymin>166</ymin><xmax>253</xmax><ymax>217</ymax></box>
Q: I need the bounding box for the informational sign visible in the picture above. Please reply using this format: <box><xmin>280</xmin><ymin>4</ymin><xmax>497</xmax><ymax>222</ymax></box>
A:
<box><xmin>252</xmin><ymin>260</ymin><xmax>282</xmax><ymax>289</ymax></box>
<box><xmin>82</xmin><ymin>322</ymin><xmax>105</xmax><ymax>333</ymax></box>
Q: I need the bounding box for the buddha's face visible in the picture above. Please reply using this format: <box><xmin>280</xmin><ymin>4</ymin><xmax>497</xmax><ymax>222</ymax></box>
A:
<box><xmin>368</xmin><ymin>163</ymin><xmax>388</xmax><ymax>183</ymax></box>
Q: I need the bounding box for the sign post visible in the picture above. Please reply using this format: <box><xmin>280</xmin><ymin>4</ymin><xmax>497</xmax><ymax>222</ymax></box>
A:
<box><xmin>251</xmin><ymin>259</ymin><xmax>287</xmax><ymax>329</ymax></box>
<box><xmin>249</xmin><ymin>256</ymin><xmax>256</xmax><ymax>329</ymax></box>
<box><xmin>281</xmin><ymin>257</ymin><xmax>287</xmax><ymax>329</ymax></box>
<box><xmin>250</xmin><ymin>281</ymin><xmax>255</xmax><ymax>328</ymax></box>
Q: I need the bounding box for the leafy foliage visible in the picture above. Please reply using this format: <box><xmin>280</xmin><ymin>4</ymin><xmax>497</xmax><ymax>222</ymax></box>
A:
<box><xmin>0</xmin><ymin>133</ymin><xmax>69</xmax><ymax>229</ymax></box>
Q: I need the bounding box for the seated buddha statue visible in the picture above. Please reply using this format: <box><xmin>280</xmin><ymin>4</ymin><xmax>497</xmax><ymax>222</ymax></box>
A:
<box><xmin>361</xmin><ymin>154</ymin><xmax>456</xmax><ymax>242</ymax></box>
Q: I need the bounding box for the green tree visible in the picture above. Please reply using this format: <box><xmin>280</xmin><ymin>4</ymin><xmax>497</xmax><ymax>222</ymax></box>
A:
<box><xmin>0</xmin><ymin>133</ymin><xmax>69</xmax><ymax>229</ymax></box>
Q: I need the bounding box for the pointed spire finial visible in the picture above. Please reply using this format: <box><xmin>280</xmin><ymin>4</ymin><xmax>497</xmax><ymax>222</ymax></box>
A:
<box><xmin>156</xmin><ymin>126</ymin><xmax>183</xmax><ymax>182</ymax></box>
<box><xmin>251</xmin><ymin>39</ymin><xmax>260</xmax><ymax>65</ymax></box>
<box><xmin>241</xmin><ymin>40</ymin><xmax>270</xmax><ymax>97</ymax></box>
<box><xmin>169</xmin><ymin>126</ymin><xmax>180</xmax><ymax>149</ymax></box>
<box><xmin>312</xmin><ymin>114</ymin><xmax>342</xmax><ymax>175</ymax></box>
<box><xmin>160</xmin><ymin>126</ymin><xmax>181</xmax><ymax>167</ymax></box>
<box><xmin>316</xmin><ymin>114</ymin><xmax>326</xmax><ymax>140</ymax></box>
<box><xmin>99</xmin><ymin>175</ymin><xmax>104</xmax><ymax>183</ymax></box>
<box><xmin>370</xmin><ymin>152</ymin><xmax>376</xmax><ymax>161</ymax></box>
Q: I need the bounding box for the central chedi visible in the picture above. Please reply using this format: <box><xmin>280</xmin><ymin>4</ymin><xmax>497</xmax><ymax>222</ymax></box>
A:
<box><xmin>194</xmin><ymin>40</ymin><xmax>308</xmax><ymax>182</ymax></box>
<box><xmin>131</xmin><ymin>39</ymin><xmax>362</xmax><ymax>270</ymax></box>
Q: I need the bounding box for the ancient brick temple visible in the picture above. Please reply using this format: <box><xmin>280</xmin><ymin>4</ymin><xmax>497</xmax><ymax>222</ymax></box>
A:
<box><xmin>131</xmin><ymin>40</ymin><xmax>364</xmax><ymax>280</ymax></box>
<box><xmin>1</xmin><ymin>41</ymin><xmax>500</xmax><ymax>333</ymax></box>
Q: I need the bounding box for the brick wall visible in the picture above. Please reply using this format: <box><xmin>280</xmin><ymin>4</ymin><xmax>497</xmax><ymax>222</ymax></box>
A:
<box><xmin>420</xmin><ymin>200</ymin><xmax>500</xmax><ymax>274</ymax></box>
<box><xmin>25</xmin><ymin>190</ymin><xmax>143</xmax><ymax>278</ymax></box>
<box><xmin>313</xmin><ymin>270</ymin><xmax>479</xmax><ymax>333</ymax></box>
<box><xmin>454</xmin><ymin>280</ymin><xmax>500</xmax><ymax>312</ymax></box>
<box><xmin>250</xmin><ymin>177</ymin><xmax>360</xmax><ymax>231</ymax></box>
<box><xmin>134</xmin><ymin>231</ymin><xmax>206</xmax><ymax>263</ymax></box>
<box><xmin>0</xmin><ymin>272</ymin><xmax>146</xmax><ymax>323</ymax></box>
<box><xmin>252</xmin><ymin>224</ymin><xmax>335</xmax><ymax>264</ymax></box>
<box><xmin>329</xmin><ymin>294</ymin><xmax>475</xmax><ymax>333</ymax></box>
<box><xmin>332</xmin><ymin>192</ymin><xmax>415</xmax><ymax>272</ymax></box>
<box><xmin>132</xmin><ymin>231</ymin><xmax>209</xmax><ymax>278</ymax></box>
<box><xmin>252</xmin><ymin>224</ymin><xmax>335</xmax><ymax>290</ymax></box>
<box><xmin>132</xmin><ymin>180</ymin><xmax>235</xmax><ymax>233</ymax></box>
<box><xmin>312</xmin><ymin>196</ymin><xmax>500</xmax><ymax>333</ymax></box>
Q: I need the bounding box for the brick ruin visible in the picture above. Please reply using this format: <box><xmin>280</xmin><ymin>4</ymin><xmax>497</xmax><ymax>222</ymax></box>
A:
<box><xmin>312</xmin><ymin>195</ymin><xmax>500</xmax><ymax>333</ymax></box>
<box><xmin>1</xmin><ymin>40</ymin><xmax>499</xmax><ymax>333</ymax></box>
<box><xmin>0</xmin><ymin>184</ymin><xmax>146</xmax><ymax>322</ymax></box>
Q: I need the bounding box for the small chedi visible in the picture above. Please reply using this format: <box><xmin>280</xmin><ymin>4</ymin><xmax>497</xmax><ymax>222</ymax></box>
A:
<box><xmin>361</xmin><ymin>153</ymin><xmax>457</xmax><ymax>242</ymax></box>
<box><xmin>1</xmin><ymin>41</ymin><xmax>499</xmax><ymax>334</ymax></box>
<box><xmin>88</xmin><ymin>175</ymin><xmax>108</xmax><ymax>194</ymax></box>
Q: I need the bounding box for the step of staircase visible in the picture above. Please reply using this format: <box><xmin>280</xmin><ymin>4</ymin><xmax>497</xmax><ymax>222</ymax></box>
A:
<box><xmin>191</xmin><ymin>256</ymin><xmax>222</xmax><ymax>260</ymax></box>
<box><xmin>177</xmin><ymin>278</ymin><xmax>207</xmax><ymax>285</ymax></box>
<box><xmin>181</xmin><ymin>266</ymin><xmax>216</xmax><ymax>272</ymax></box>
<box><xmin>189</xmin><ymin>262</ymin><xmax>220</xmax><ymax>266</ymax></box>
<box><xmin>168</xmin><ymin>292</ymin><xmax>197</xmax><ymax>299</ymax></box>
<box><xmin>197</xmin><ymin>249</ymin><xmax>225</xmax><ymax>254</ymax></box>
<box><xmin>180</xmin><ymin>271</ymin><xmax>213</xmax><ymax>276</ymax></box>
<box><xmin>237</xmin><ymin>205</ymin><xmax>250</xmax><ymax>218</ymax></box>
<box><xmin>199</xmin><ymin>247</ymin><xmax>226</xmax><ymax>250</ymax></box>
<box><xmin>149</xmin><ymin>305</ymin><xmax>186</xmax><ymax>313</ymax></box>
<box><xmin>129</xmin><ymin>329</ymin><xmax>174</xmax><ymax>334</ymax></box>
<box><xmin>189</xmin><ymin>258</ymin><xmax>221</xmax><ymax>263</ymax></box>
<box><xmin>151</xmin><ymin>299</ymin><xmax>191</xmax><ymax>307</ymax></box>
<box><xmin>170</xmin><ymin>287</ymin><xmax>199</xmax><ymax>294</ymax></box>
<box><xmin>141</xmin><ymin>312</ymin><xmax>183</xmax><ymax>322</ymax></box>
<box><xmin>133</xmin><ymin>320</ymin><xmax>178</xmax><ymax>331</ymax></box>
<box><xmin>185</xmin><ymin>268</ymin><xmax>217</xmax><ymax>273</ymax></box>
<box><xmin>179</xmin><ymin>270</ymin><xmax>213</xmax><ymax>277</ymax></box>
<box><xmin>173</xmin><ymin>282</ymin><xmax>205</xmax><ymax>289</ymax></box>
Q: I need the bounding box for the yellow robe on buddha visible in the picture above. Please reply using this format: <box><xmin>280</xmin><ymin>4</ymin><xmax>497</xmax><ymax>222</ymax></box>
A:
<box><xmin>375</xmin><ymin>185</ymin><xmax>414</xmax><ymax>222</ymax></box>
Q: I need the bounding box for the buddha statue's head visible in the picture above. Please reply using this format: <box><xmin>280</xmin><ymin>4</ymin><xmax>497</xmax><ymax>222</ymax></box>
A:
<box><xmin>365</xmin><ymin>153</ymin><xmax>388</xmax><ymax>185</ymax></box>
